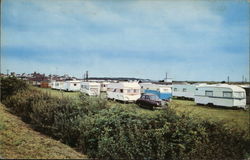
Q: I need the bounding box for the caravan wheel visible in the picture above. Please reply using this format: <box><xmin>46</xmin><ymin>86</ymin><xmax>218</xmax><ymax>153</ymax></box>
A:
<box><xmin>207</xmin><ymin>103</ymin><xmax>214</xmax><ymax>107</ymax></box>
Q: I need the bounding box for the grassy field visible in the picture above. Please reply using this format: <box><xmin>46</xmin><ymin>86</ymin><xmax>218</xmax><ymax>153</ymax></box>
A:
<box><xmin>37</xmin><ymin>87</ymin><xmax>250</xmax><ymax>131</ymax></box>
<box><xmin>0</xmin><ymin>103</ymin><xmax>87</xmax><ymax>159</ymax></box>
<box><xmin>170</xmin><ymin>99</ymin><xmax>249</xmax><ymax>131</ymax></box>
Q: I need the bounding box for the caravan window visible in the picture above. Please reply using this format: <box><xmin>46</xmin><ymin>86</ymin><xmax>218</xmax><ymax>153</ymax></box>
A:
<box><xmin>134</xmin><ymin>89</ymin><xmax>139</xmax><ymax>93</ymax></box>
<box><xmin>174</xmin><ymin>88</ymin><xmax>177</xmax><ymax>91</ymax></box>
<box><xmin>183</xmin><ymin>88</ymin><xmax>187</xmax><ymax>92</ymax></box>
<box><xmin>223</xmin><ymin>91</ymin><xmax>232</xmax><ymax>98</ymax></box>
<box><xmin>120</xmin><ymin>89</ymin><xmax>123</xmax><ymax>93</ymax></box>
<box><xmin>145</xmin><ymin>95</ymin><xmax>150</xmax><ymax>100</ymax></box>
<box><xmin>205</xmin><ymin>91</ymin><xmax>213</xmax><ymax>96</ymax></box>
<box><xmin>81</xmin><ymin>85</ymin><xmax>89</xmax><ymax>90</ymax></box>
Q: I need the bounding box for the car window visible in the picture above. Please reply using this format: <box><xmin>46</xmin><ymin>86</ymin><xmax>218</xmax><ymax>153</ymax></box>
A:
<box><xmin>149</xmin><ymin>95</ymin><xmax>160</xmax><ymax>101</ymax></box>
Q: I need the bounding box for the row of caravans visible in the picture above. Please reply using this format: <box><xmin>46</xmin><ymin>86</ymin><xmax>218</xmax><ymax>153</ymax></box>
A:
<box><xmin>172</xmin><ymin>83</ymin><xmax>247</xmax><ymax>109</ymax></box>
<box><xmin>51</xmin><ymin>80</ymin><xmax>248</xmax><ymax>108</ymax></box>
<box><xmin>52</xmin><ymin>80</ymin><xmax>101</xmax><ymax>95</ymax></box>
<box><xmin>51</xmin><ymin>80</ymin><xmax>172</xmax><ymax>102</ymax></box>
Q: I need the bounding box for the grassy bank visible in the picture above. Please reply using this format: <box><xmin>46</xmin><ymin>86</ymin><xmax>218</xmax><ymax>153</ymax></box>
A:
<box><xmin>0</xmin><ymin>103</ymin><xmax>87</xmax><ymax>159</ymax></box>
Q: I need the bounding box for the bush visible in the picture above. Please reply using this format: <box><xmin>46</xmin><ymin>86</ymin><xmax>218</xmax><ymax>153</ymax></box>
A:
<box><xmin>0</xmin><ymin>77</ymin><xmax>28</xmax><ymax>101</ymax></box>
<box><xmin>3</xmin><ymin>88</ymin><xmax>109</xmax><ymax>147</ymax></box>
<box><xmin>2</xmin><ymin>87</ymin><xmax>250</xmax><ymax>159</ymax></box>
<box><xmin>79</xmin><ymin>107</ymin><xmax>250</xmax><ymax>160</ymax></box>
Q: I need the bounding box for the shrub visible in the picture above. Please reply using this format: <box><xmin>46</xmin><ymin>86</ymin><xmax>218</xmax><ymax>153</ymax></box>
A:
<box><xmin>0</xmin><ymin>77</ymin><xmax>28</xmax><ymax>101</ymax></box>
<box><xmin>2</xmin><ymin>87</ymin><xmax>250</xmax><ymax>159</ymax></box>
<box><xmin>78</xmin><ymin>106</ymin><xmax>249</xmax><ymax>160</ymax></box>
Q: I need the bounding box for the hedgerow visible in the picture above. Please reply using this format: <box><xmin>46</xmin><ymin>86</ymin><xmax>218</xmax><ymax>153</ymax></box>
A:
<box><xmin>1</xmin><ymin>77</ymin><xmax>250</xmax><ymax>159</ymax></box>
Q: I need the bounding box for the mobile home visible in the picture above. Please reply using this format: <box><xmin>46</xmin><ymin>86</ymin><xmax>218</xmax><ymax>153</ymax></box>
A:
<box><xmin>139</xmin><ymin>83</ymin><xmax>153</xmax><ymax>94</ymax></box>
<box><xmin>172</xmin><ymin>83</ymin><xmax>206</xmax><ymax>99</ymax></box>
<box><xmin>80</xmin><ymin>82</ymin><xmax>101</xmax><ymax>96</ymax></box>
<box><xmin>107</xmin><ymin>82</ymin><xmax>141</xmax><ymax>102</ymax></box>
<box><xmin>100</xmin><ymin>82</ymin><xmax>110</xmax><ymax>92</ymax></box>
<box><xmin>194</xmin><ymin>84</ymin><xmax>246</xmax><ymax>108</ymax></box>
<box><xmin>52</xmin><ymin>81</ymin><xmax>65</xmax><ymax>90</ymax></box>
<box><xmin>139</xmin><ymin>83</ymin><xmax>172</xmax><ymax>101</ymax></box>
<box><xmin>51</xmin><ymin>81</ymin><xmax>57</xmax><ymax>89</ymax></box>
<box><xmin>63</xmin><ymin>80</ymin><xmax>81</xmax><ymax>92</ymax></box>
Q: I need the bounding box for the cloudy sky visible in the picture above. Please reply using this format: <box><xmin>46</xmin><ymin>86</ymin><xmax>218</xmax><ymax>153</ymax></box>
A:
<box><xmin>1</xmin><ymin>0</ymin><xmax>249</xmax><ymax>81</ymax></box>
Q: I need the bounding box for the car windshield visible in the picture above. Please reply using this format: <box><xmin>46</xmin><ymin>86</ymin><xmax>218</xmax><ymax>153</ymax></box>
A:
<box><xmin>149</xmin><ymin>95</ymin><xmax>160</xmax><ymax>101</ymax></box>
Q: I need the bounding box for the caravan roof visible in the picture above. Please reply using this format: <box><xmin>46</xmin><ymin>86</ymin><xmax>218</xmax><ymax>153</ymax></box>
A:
<box><xmin>65</xmin><ymin>80</ymin><xmax>81</xmax><ymax>83</ymax></box>
<box><xmin>81</xmin><ymin>82</ymin><xmax>100</xmax><ymax>85</ymax></box>
<box><xmin>108</xmin><ymin>82</ymin><xmax>140</xmax><ymax>89</ymax></box>
<box><xmin>197</xmin><ymin>84</ymin><xmax>245</xmax><ymax>92</ymax></box>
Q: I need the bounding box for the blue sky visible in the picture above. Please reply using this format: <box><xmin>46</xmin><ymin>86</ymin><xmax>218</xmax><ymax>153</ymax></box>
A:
<box><xmin>1</xmin><ymin>0</ymin><xmax>249</xmax><ymax>81</ymax></box>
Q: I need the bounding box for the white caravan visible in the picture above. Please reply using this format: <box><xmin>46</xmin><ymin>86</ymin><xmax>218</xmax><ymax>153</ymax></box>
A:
<box><xmin>172</xmin><ymin>83</ymin><xmax>206</xmax><ymax>99</ymax></box>
<box><xmin>52</xmin><ymin>81</ymin><xmax>65</xmax><ymax>90</ymax></box>
<box><xmin>100</xmin><ymin>82</ymin><xmax>110</xmax><ymax>92</ymax></box>
<box><xmin>51</xmin><ymin>81</ymin><xmax>57</xmax><ymax>89</ymax></box>
<box><xmin>139</xmin><ymin>83</ymin><xmax>153</xmax><ymax>93</ymax></box>
<box><xmin>63</xmin><ymin>80</ymin><xmax>81</xmax><ymax>92</ymax></box>
<box><xmin>80</xmin><ymin>82</ymin><xmax>101</xmax><ymax>96</ymax></box>
<box><xmin>107</xmin><ymin>82</ymin><xmax>141</xmax><ymax>102</ymax></box>
<box><xmin>195</xmin><ymin>84</ymin><xmax>246</xmax><ymax>108</ymax></box>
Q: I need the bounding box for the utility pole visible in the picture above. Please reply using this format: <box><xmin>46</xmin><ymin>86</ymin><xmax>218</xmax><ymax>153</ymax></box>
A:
<box><xmin>7</xmin><ymin>69</ymin><xmax>9</xmax><ymax>76</ymax></box>
<box><xmin>227</xmin><ymin>76</ymin><xmax>229</xmax><ymax>84</ymax></box>
<box><xmin>86</xmin><ymin>71</ymin><xmax>88</xmax><ymax>82</ymax></box>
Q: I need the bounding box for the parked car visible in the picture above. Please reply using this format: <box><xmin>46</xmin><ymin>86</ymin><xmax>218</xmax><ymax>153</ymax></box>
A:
<box><xmin>136</xmin><ymin>94</ymin><xmax>167</xmax><ymax>110</ymax></box>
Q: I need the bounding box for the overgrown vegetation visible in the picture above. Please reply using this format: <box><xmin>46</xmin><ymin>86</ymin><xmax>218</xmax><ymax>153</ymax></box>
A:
<box><xmin>1</xmin><ymin>77</ymin><xmax>250</xmax><ymax>159</ymax></box>
<box><xmin>0</xmin><ymin>103</ymin><xmax>86</xmax><ymax>159</ymax></box>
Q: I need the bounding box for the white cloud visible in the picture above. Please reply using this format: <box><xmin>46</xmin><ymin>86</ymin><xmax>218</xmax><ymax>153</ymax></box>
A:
<box><xmin>2</xmin><ymin>0</ymin><xmax>248</xmax><ymax>80</ymax></box>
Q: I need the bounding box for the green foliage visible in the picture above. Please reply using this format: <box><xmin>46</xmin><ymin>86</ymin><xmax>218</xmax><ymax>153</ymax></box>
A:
<box><xmin>2</xmin><ymin>86</ymin><xmax>250</xmax><ymax>160</ymax></box>
<box><xmin>0</xmin><ymin>77</ymin><xmax>28</xmax><ymax>101</ymax></box>
<box><xmin>0</xmin><ymin>122</ymin><xmax>6</xmax><ymax>130</ymax></box>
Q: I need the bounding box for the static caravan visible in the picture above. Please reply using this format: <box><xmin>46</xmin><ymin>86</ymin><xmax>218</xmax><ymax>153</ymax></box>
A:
<box><xmin>139</xmin><ymin>83</ymin><xmax>172</xmax><ymax>101</ymax></box>
<box><xmin>53</xmin><ymin>81</ymin><xmax>65</xmax><ymax>90</ymax></box>
<box><xmin>194</xmin><ymin>84</ymin><xmax>246</xmax><ymax>108</ymax></box>
<box><xmin>63</xmin><ymin>80</ymin><xmax>81</xmax><ymax>92</ymax></box>
<box><xmin>100</xmin><ymin>82</ymin><xmax>110</xmax><ymax>92</ymax></box>
<box><xmin>107</xmin><ymin>82</ymin><xmax>141</xmax><ymax>102</ymax></box>
<box><xmin>80</xmin><ymin>82</ymin><xmax>101</xmax><ymax>96</ymax></box>
<box><xmin>172</xmin><ymin>83</ymin><xmax>206</xmax><ymax>99</ymax></box>
<box><xmin>139</xmin><ymin>83</ymin><xmax>153</xmax><ymax>94</ymax></box>
<box><xmin>51</xmin><ymin>81</ymin><xmax>57</xmax><ymax>89</ymax></box>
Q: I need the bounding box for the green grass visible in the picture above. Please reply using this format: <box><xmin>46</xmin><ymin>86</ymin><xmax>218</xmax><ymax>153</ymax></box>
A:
<box><xmin>0</xmin><ymin>103</ymin><xmax>87</xmax><ymax>159</ymax></box>
<box><xmin>34</xmin><ymin>87</ymin><xmax>80</xmax><ymax>99</ymax></box>
<box><xmin>37</xmin><ymin>87</ymin><xmax>250</xmax><ymax>131</ymax></box>
<box><xmin>170</xmin><ymin>99</ymin><xmax>250</xmax><ymax>131</ymax></box>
